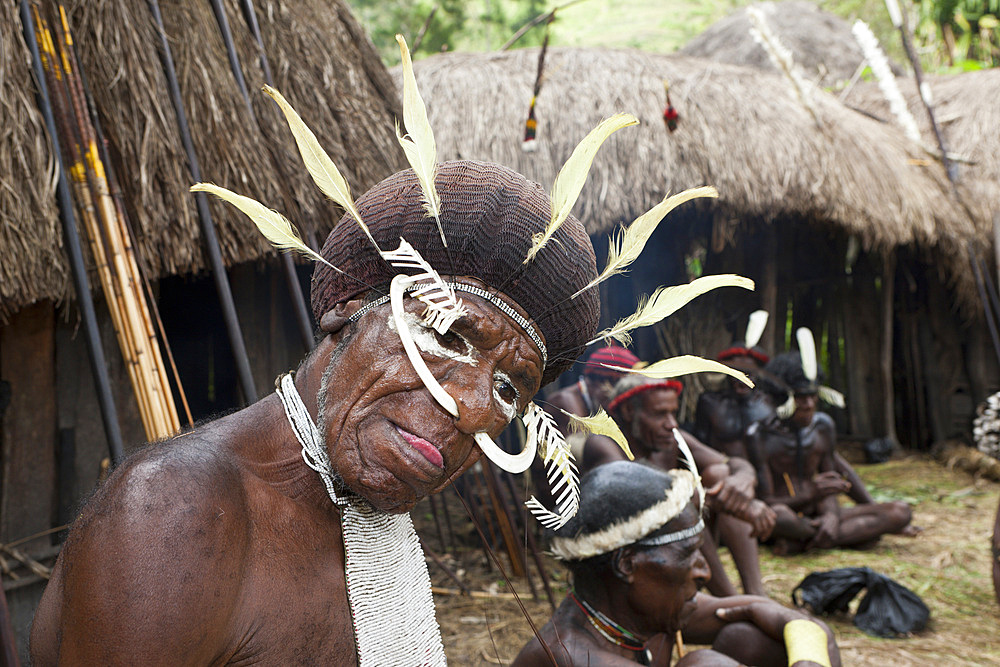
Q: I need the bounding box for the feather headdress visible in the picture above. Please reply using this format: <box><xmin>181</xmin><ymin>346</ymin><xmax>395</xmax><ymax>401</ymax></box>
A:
<box><xmin>590</xmin><ymin>275</ymin><xmax>754</xmax><ymax>347</ymax></box>
<box><xmin>562</xmin><ymin>407</ymin><xmax>634</xmax><ymax>460</ymax></box>
<box><xmin>395</xmin><ymin>34</ymin><xmax>446</xmax><ymax>247</ymax></box>
<box><xmin>262</xmin><ymin>86</ymin><xmax>376</xmax><ymax>250</ymax></box>
<box><xmin>573</xmin><ymin>186</ymin><xmax>718</xmax><ymax>298</ymax></box>
<box><xmin>796</xmin><ymin>327</ymin><xmax>818</xmax><ymax>382</ymax></box>
<box><xmin>524</xmin><ymin>113</ymin><xmax>638</xmax><ymax>264</ymax></box>
<box><xmin>619</xmin><ymin>356</ymin><xmax>753</xmax><ymax>388</ymax></box>
<box><xmin>190</xmin><ymin>183</ymin><xmax>342</xmax><ymax>273</ymax></box>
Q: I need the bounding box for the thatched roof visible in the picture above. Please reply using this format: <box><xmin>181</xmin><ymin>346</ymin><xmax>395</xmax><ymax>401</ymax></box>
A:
<box><xmin>1</xmin><ymin>0</ymin><xmax>405</xmax><ymax>323</ymax></box>
<box><xmin>679</xmin><ymin>1</ymin><xmax>899</xmax><ymax>89</ymax></box>
<box><xmin>410</xmin><ymin>47</ymin><xmax>970</xmax><ymax>242</ymax></box>
<box><xmin>843</xmin><ymin>69</ymin><xmax>1000</xmax><ymax>237</ymax></box>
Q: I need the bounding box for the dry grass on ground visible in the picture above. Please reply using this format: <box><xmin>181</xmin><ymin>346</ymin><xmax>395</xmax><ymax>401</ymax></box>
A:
<box><xmin>416</xmin><ymin>454</ymin><xmax>1000</xmax><ymax>666</ymax></box>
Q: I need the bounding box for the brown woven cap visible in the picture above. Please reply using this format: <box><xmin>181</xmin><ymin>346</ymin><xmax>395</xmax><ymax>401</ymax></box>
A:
<box><xmin>311</xmin><ymin>160</ymin><xmax>600</xmax><ymax>385</ymax></box>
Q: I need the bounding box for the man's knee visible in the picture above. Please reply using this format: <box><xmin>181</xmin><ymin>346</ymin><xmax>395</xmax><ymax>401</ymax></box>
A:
<box><xmin>885</xmin><ymin>501</ymin><xmax>912</xmax><ymax>531</ymax></box>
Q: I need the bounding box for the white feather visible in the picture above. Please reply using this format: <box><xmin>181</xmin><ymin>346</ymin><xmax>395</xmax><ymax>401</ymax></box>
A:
<box><xmin>796</xmin><ymin>327</ymin><xmax>818</xmax><ymax>382</ymax></box>
<box><xmin>381</xmin><ymin>239</ymin><xmax>466</xmax><ymax>333</ymax></box>
<box><xmin>744</xmin><ymin>310</ymin><xmax>769</xmax><ymax>349</ymax></box>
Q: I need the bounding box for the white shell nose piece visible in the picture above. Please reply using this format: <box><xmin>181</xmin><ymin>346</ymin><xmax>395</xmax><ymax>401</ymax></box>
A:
<box><xmin>474</xmin><ymin>431</ymin><xmax>537</xmax><ymax>474</ymax></box>
<box><xmin>390</xmin><ymin>275</ymin><xmax>460</xmax><ymax>417</ymax></box>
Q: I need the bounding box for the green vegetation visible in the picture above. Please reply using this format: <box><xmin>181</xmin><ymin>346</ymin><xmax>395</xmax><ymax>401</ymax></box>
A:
<box><xmin>345</xmin><ymin>0</ymin><xmax>996</xmax><ymax>72</ymax></box>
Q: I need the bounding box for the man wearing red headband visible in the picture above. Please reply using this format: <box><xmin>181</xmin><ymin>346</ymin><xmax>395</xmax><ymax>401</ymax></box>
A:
<box><xmin>582</xmin><ymin>375</ymin><xmax>775</xmax><ymax>597</ymax></box>
<box><xmin>546</xmin><ymin>345</ymin><xmax>640</xmax><ymax>441</ymax></box>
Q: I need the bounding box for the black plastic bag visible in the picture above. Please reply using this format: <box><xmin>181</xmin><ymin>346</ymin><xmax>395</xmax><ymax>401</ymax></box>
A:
<box><xmin>792</xmin><ymin>567</ymin><xmax>929</xmax><ymax>638</ymax></box>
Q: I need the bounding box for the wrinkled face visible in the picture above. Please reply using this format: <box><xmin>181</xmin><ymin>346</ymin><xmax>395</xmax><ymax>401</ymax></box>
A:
<box><xmin>632</xmin><ymin>388</ymin><xmax>680</xmax><ymax>453</ymax></box>
<box><xmin>792</xmin><ymin>392</ymin><xmax>818</xmax><ymax>428</ymax></box>
<box><xmin>626</xmin><ymin>502</ymin><xmax>709</xmax><ymax>633</ymax></box>
<box><xmin>318</xmin><ymin>290</ymin><xmax>543</xmax><ymax>512</ymax></box>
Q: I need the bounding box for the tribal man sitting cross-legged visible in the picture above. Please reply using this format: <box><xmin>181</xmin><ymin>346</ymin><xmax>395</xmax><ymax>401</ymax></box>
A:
<box><xmin>582</xmin><ymin>375</ymin><xmax>776</xmax><ymax>597</ymax></box>
<box><xmin>31</xmin><ymin>37</ymin><xmax>746</xmax><ymax>666</ymax></box>
<box><xmin>748</xmin><ymin>345</ymin><xmax>915</xmax><ymax>554</ymax></box>
<box><xmin>513</xmin><ymin>461</ymin><xmax>841</xmax><ymax>666</ymax></box>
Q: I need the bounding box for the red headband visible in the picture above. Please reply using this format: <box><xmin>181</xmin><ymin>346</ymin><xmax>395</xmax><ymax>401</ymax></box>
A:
<box><xmin>717</xmin><ymin>346</ymin><xmax>769</xmax><ymax>365</ymax></box>
<box><xmin>607</xmin><ymin>380</ymin><xmax>683</xmax><ymax>414</ymax></box>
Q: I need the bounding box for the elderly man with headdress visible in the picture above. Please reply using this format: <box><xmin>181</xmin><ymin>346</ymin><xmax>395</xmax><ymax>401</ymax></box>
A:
<box><xmin>748</xmin><ymin>331</ymin><xmax>915</xmax><ymax>554</ymax></box>
<box><xmin>30</xmin><ymin>37</ymin><xmax>748</xmax><ymax>665</ymax></box>
<box><xmin>582</xmin><ymin>375</ymin><xmax>775</xmax><ymax>597</ymax></box>
<box><xmin>513</xmin><ymin>461</ymin><xmax>841</xmax><ymax>666</ymax></box>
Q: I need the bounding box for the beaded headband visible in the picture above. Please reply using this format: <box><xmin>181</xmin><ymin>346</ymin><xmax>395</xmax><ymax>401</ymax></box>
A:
<box><xmin>348</xmin><ymin>281</ymin><xmax>547</xmax><ymax>368</ymax></box>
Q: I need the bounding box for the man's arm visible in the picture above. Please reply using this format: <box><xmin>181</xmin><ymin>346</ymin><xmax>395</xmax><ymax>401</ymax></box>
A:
<box><xmin>32</xmin><ymin>448</ymin><xmax>248</xmax><ymax>665</ymax></box>
<box><xmin>581</xmin><ymin>434</ymin><xmax>630</xmax><ymax>472</ymax></box>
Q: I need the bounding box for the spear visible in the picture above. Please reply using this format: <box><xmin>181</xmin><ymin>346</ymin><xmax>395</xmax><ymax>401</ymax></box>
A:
<box><xmin>208</xmin><ymin>0</ymin><xmax>314</xmax><ymax>352</ymax></box>
<box><xmin>147</xmin><ymin>0</ymin><xmax>258</xmax><ymax>402</ymax></box>
<box><xmin>20</xmin><ymin>0</ymin><xmax>125</xmax><ymax>464</ymax></box>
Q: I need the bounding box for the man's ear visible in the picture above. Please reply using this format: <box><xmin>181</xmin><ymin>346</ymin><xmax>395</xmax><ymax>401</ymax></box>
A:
<box><xmin>319</xmin><ymin>298</ymin><xmax>367</xmax><ymax>335</ymax></box>
<box><xmin>612</xmin><ymin>547</ymin><xmax>636</xmax><ymax>584</ymax></box>
<box><xmin>618</xmin><ymin>401</ymin><xmax>634</xmax><ymax>427</ymax></box>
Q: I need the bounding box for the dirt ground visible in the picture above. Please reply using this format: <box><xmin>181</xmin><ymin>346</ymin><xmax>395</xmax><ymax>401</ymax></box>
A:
<box><xmin>415</xmin><ymin>453</ymin><xmax>1000</xmax><ymax>666</ymax></box>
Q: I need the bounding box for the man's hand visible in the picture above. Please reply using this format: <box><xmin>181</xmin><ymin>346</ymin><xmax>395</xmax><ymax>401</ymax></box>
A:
<box><xmin>706</xmin><ymin>478</ymin><xmax>753</xmax><ymax>516</ymax></box>
<box><xmin>745</xmin><ymin>499</ymin><xmax>777</xmax><ymax>540</ymax></box>
<box><xmin>807</xmin><ymin>512</ymin><xmax>839</xmax><ymax>550</ymax></box>
<box><xmin>811</xmin><ymin>471</ymin><xmax>850</xmax><ymax>499</ymax></box>
<box><xmin>714</xmin><ymin>600</ymin><xmax>840</xmax><ymax>667</ymax></box>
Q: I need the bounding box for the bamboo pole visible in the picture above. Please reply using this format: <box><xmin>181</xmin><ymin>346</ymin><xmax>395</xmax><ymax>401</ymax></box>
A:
<box><xmin>881</xmin><ymin>253</ymin><xmax>897</xmax><ymax>443</ymax></box>
<box><xmin>20</xmin><ymin>0</ymin><xmax>125</xmax><ymax>464</ymax></box>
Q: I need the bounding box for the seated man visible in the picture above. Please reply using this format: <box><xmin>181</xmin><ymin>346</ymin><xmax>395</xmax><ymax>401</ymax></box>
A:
<box><xmin>694</xmin><ymin>310</ymin><xmax>775</xmax><ymax>460</ymax></box>
<box><xmin>749</xmin><ymin>353</ymin><xmax>914</xmax><ymax>553</ymax></box>
<box><xmin>30</xmin><ymin>155</ymin><xmax>605</xmax><ymax>662</ymax></box>
<box><xmin>583</xmin><ymin>375</ymin><xmax>775</xmax><ymax>597</ymax></box>
<box><xmin>513</xmin><ymin>461</ymin><xmax>841</xmax><ymax>666</ymax></box>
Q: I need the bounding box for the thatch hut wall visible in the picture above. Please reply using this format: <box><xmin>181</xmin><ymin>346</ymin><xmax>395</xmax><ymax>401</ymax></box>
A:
<box><xmin>407</xmin><ymin>46</ymin><xmax>986</xmax><ymax>443</ymax></box>
<box><xmin>1</xmin><ymin>1</ymin><xmax>403</xmax><ymax>658</ymax></box>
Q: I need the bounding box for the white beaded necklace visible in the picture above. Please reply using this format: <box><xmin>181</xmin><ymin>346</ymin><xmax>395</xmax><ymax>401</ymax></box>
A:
<box><xmin>275</xmin><ymin>373</ymin><xmax>447</xmax><ymax>666</ymax></box>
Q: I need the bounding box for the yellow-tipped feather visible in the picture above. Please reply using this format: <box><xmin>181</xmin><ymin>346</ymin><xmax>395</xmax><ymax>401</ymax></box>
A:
<box><xmin>620</xmin><ymin>355</ymin><xmax>754</xmax><ymax>387</ymax></box>
<box><xmin>573</xmin><ymin>186</ymin><xmax>718</xmax><ymax>298</ymax></box>
<box><xmin>524</xmin><ymin>113</ymin><xmax>639</xmax><ymax>264</ymax></box>
<box><xmin>562</xmin><ymin>408</ymin><xmax>634</xmax><ymax>460</ymax></box>
<box><xmin>262</xmin><ymin>86</ymin><xmax>377</xmax><ymax>250</ymax></box>
<box><xmin>590</xmin><ymin>275</ymin><xmax>754</xmax><ymax>346</ymax></box>
<box><xmin>191</xmin><ymin>183</ymin><xmax>340</xmax><ymax>273</ymax></box>
<box><xmin>395</xmin><ymin>34</ymin><xmax>446</xmax><ymax>247</ymax></box>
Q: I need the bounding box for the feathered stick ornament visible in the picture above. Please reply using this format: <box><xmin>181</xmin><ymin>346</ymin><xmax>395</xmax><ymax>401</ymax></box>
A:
<box><xmin>524</xmin><ymin>113</ymin><xmax>639</xmax><ymax>264</ymax></box>
<box><xmin>663</xmin><ymin>80</ymin><xmax>679</xmax><ymax>133</ymax></box>
<box><xmin>572</xmin><ymin>186</ymin><xmax>718</xmax><ymax>298</ymax></box>
<box><xmin>561</xmin><ymin>407</ymin><xmax>634</xmax><ymax>460</ymax></box>
<box><xmin>190</xmin><ymin>183</ymin><xmax>342</xmax><ymax>274</ymax></box>
<box><xmin>395</xmin><ymin>34</ymin><xmax>446</xmax><ymax>248</ymax></box>
<box><xmin>382</xmin><ymin>239</ymin><xmax>467</xmax><ymax>333</ymax></box>
<box><xmin>745</xmin><ymin>310</ymin><xmax>768</xmax><ymax>349</ymax></box>
<box><xmin>590</xmin><ymin>275</ymin><xmax>754</xmax><ymax>346</ymax></box>
<box><xmin>523</xmin><ymin>403</ymin><xmax>580</xmax><ymax>529</ymax></box>
<box><xmin>619</xmin><ymin>356</ymin><xmax>753</xmax><ymax>387</ymax></box>
<box><xmin>851</xmin><ymin>20</ymin><xmax>921</xmax><ymax>143</ymax></box>
<box><xmin>262</xmin><ymin>86</ymin><xmax>377</xmax><ymax>250</ymax></box>
<box><xmin>747</xmin><ymin>5</ymin><xmax>820</xmax><ymax>125</ymax></box>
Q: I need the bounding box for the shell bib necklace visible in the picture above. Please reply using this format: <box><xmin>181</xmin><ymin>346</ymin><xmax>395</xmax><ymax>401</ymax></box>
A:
<box><xmin>276</xmin><ymin>373</ymin><xmax>446</xmax><ymax>666</ymax></box>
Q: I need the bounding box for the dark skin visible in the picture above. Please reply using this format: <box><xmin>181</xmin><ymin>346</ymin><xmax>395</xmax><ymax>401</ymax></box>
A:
<box><xmin>993</xmin><ymin>493</ymin><xmax>1000</xmax><ymax>608</ymax></box>
<box><xmin>513</xmin><ymin>504</ymin><xmax>840</xmax><ymax>667</ymax></box>
<box><xmin>583</xmin><ymin>386</ymin><xmax>775</xmax><ymax>597</ymax></box>
<box><xmin>30</xmin><ymin>284</ymin><xmax>544</xmax><ymax>665</ymax></box>
<box><xmin>750</xmin><ymin>393</ymin><xmax>913</xmax><ymax>552</ymax></box>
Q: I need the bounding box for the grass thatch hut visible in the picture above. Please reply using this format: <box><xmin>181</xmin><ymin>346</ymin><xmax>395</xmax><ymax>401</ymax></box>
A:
<box><xmin>1</xmin><ymin>0</ymin><xmax>403</xmax><ymax>657</ymax></box>
<box><xmin>678</xmin><ymin>0</ymin><xmax>900</xmax><ymax>89</ymax></box>
<box><xmin>407</xmin><ymin>46</ymin><xmax>989</xmax><ymax>448</ymax></box>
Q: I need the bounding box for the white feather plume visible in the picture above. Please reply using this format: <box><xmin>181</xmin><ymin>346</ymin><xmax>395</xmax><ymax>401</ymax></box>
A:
<box><xmin>745</xmin><ymin>310</ymin><xmax>769</xmax><ymax>349</ymax></box>
<box><xmin>590</xmin><ymin>275</ymin><xmax>754</xmax><ymax>347</ymax></box>
<box><xmin>395</xmin><ymin>34</ymin><xmax>447</xmax><ymax>247</ymax></box>
<box><xmin>190</xmin><ymin>183</ymin><xmax>341</xmax><ymax>274</ymax></box>
<box><xmin>852</xmin><ymin>20</ymin><xmax>921</xmax><ymax>143</ymax></box>
<box><xmin>673</xmin><ymin>428</ymin><xmax>705</xmax><ymax>510</ymax></box>
<box><xmin>796</xmin><ymin>327</ymin><xmax>818</xmax><ymax>382</ymax></box>
<box><xmin>619</xmin><ymin>356</ymin><xmax>753</xmax><ymax>387</ymax></box>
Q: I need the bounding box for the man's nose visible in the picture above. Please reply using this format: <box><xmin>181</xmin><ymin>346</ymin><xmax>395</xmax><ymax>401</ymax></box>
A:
<box><xmin>442</xmin><ymin>364</ymin><xmax>501</xmax><ymax>434</ymax></box>
<box><xmin>692</xmin><ymin>548</ymin><xmax>711</xmax><ymax>584</ymax></box>
<box><xmin>665</xmin><ymin>413</ymin><xmax>678</xmax><ymax>430</ymax></box>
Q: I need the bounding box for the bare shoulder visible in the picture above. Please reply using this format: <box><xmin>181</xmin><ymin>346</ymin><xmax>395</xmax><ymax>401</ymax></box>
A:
<box><xmin>33</xmin><ymin>426</ymin><xmax>252</xmax><ymax>663</ymax></box>
<box><xmin>813</xmin><ymin>412</ymin><xmax>836</xmax><ymax>433</ymax></box>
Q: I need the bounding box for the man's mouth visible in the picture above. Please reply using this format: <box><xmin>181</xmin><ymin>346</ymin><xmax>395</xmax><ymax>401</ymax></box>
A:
<box><xmin>395</xmin><ymin>426</ymin><xmax>444</xmax><ymax>469</ymax></box>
